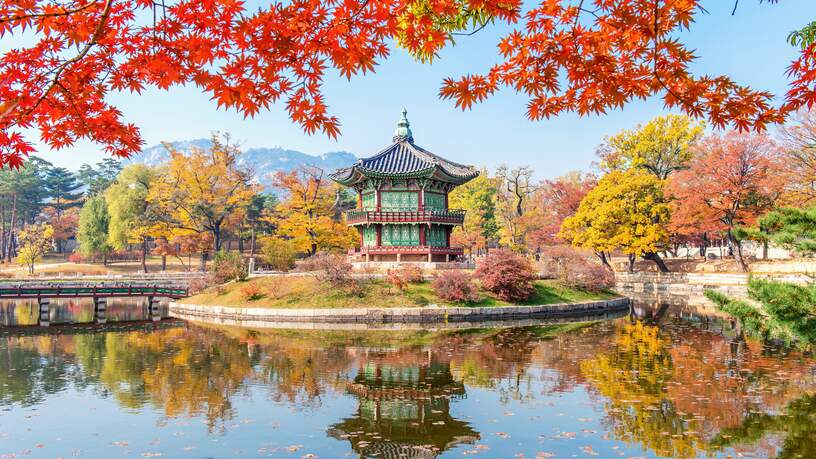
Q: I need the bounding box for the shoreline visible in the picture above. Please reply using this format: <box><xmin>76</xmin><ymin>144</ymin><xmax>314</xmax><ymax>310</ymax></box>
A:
<box><xmin>169</xmin><ymin>297</ymin><xmax>631</xmax><ymax>327</ymax></box>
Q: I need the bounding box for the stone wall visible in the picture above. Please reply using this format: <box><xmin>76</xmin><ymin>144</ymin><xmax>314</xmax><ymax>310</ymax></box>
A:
<box><xmin>615</xmin><ymin>271</ymin><xmax>813</xmax><ymax>306</ymax></box>
<box><xmin>170</xmin><ymin>297</ymin><xmax>630</xmax><ymax>326</ymax></box>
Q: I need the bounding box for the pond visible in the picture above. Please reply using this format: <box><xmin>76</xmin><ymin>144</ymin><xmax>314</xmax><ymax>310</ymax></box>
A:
<box><xmin>1</xmin><ymin>301</ymin><xmax>815</xmax><ymax>459</ymax></box>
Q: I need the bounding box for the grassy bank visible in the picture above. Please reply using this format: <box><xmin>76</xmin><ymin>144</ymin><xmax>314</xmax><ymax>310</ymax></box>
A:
<box><xmin>180</xmin><ymin>275</ymin><xmax>616</xmax><ymax>309</ymax></box>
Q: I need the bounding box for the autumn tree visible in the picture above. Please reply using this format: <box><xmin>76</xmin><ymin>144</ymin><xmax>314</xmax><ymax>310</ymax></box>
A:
<box><xmin>560</xmin><ymin>170</ymin><xmax>671</xmax><ymax>272</ymax></box>
<box><xmin>148</xmin><ymin>134</ymin><xmax>256</xmax><ymax>266</ymax></box>
<box><xmin>668</xmin><ymin>132</ymin><xmax>784</xmax><ymax>272</ymax></box>
<box><xmin>777</xmin><ymin>109</ymin><xmax>816</xmax><ymax>206</ymax></box>
<box><xmin>16</xmin><ymin>223</ymin><xmax>54</xmax><ymax>274</ymax></box>
<box><xmin>105</xmin><ymin>164</ymin><xmax>158</xmax><ymax>273</ymax></box>
<box><xmin>527</xmin><ymin>172</ymin><xmax>596</xmax><ymax>253</ymax></box>
<box><xmin>598</xmin><ymin>115</ymin><xmax>705</xmax><ymax>180</ymax></box>
<box><xmin>41</xmin><ymin>206</ymin><xmax>79</xmax><ymax>257</ymax></box>
<box><xmin>495</xmin><ymin>165</ymin><xmax>537</xmax><ymax>251</ymax></box>
<box><xmin>77</xmin><ymin>194</ymin><xmax>111</xmax><ymax>264</ymax></box>
<box><xmin>448</xmin><ymin>170</ymin><xmax>498</xmax><ymax>256</ymax></box>
<box><xmin>270</xmin><ymin>166</ymin><xmax>355</xmax><ymax>255</ymax></box>
<box><xmin>3</xmin><ymin>1</ymin><xmax>813</xmax><ymax>168</ymax></box>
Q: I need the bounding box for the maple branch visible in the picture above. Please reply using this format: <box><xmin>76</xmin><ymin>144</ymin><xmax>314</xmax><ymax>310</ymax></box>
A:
<box><xmin>23</xmin><ymin>0</ymin><xmax>113</xmax><ymax>120</ymax></box>
<box><xmin>451</xmin><ymin>22</ymin><xmax>489</xmax><ymax>37</ymax></box>
<box><xmin>651</xmin><ymin>0</ymin><xmax>699</xmax><ymax>114</ymax></box>
<box><xmin>0</xmin><ymin>1</ymin><xmax>99</xmax><ymax>24</ymax></box>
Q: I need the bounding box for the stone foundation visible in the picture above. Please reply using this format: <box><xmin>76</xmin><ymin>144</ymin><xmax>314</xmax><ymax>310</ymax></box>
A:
<box><xmin>170</xmin><ymin>297</ymin><xmax>630</xmax><ymax>327</ymax></box>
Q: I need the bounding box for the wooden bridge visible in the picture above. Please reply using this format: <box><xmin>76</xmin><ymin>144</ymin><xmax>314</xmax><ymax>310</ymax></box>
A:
<box><xmin>0</xmin><ymin>284</ymin><xmax>190</xmax><ymax>327</ymax></box>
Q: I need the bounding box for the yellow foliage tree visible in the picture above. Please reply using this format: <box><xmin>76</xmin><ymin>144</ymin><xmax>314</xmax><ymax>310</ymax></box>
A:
<box><xmin>448</xmin><ymin>170</ymin><xmax>499</xmax><ymax>256</ymax></box>
<box><xmin>148</xmin><ymin>134</ymin><xmax>257</xmax><ymax>267</ymax></box>
<box><xmin>17</xmin><ymin>223</ymin><xmax>54</xmax><ymax>274</ymax></box>
<box><xmin>269</xmin><ymin>166</ymin><xmax>356</xmax><ymax>255</ymax></box>
<box><xmin>599</xmin><ymin>114</ymin><xmax>705</xmax><ymax>180</ymax></box>
<box><xmin>559</xmin><ymin>170</ymin><xmax>671</xmax><ymax>272</ymax></box>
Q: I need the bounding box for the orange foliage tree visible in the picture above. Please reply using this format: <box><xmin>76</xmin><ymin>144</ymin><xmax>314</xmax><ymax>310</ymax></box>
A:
<box><xmin>527</xmin><ymin>172</ymin><xmax>596</xmax><ymax>251</ymax></box>
<box><xmin>2</xmin><ymin>1</ymin><xmax>815</xmax><ymax>168</ymax></box>
<box><xmin>668</xmin><ymin>132</ymin><xmax>785</xmax><ymax>271</ymax></box>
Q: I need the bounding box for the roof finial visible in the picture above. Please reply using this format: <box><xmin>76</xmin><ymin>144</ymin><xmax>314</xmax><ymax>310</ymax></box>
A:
<box><xmin>393</xmin><ymin>107</ymin><xmax>413</xmax><ymax>143</ymax></box>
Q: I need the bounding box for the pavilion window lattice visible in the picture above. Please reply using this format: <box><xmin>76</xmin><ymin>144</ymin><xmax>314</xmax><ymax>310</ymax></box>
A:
<box><xmin>381</xmin><ymin>191</ymin><xmax>418</xmax><ymax>210</ymax></box>
<box><xmin>382</xmin><ymin>224</ymin><xmax>420</xmax><ymax>246</ymax></box>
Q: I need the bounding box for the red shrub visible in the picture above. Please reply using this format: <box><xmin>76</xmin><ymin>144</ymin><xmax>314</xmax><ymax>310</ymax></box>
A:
<box><xmin>538</xmin><ymin>246</ymin><xmax>614</xmax><ymax>292</ymax></box>
<box><xmin>474</xmin><ymin>249</ymin><xmax>535</xmax><ymax>302</ymax></box>
<box><xmin>68</xmin><ymin>252</ymin><xmax>83</xmax><ymax>264</ymax></box>
<box><xmin>432</xmin><ymin>271</ymin><xmax>480</xmax><ymax>303</ymax></box>
<box><xmin>386</xmin><ymin>265</ymin><xmax>424</xmax><ymax>292</ymax></box>
<box><xmin>239</xmin><ymin>282</ymin><xmax>265</xmax><ymax>301</ymax></box>
<box><xmin>296</xmin><ymin>252</ymin><xmax>353</xmax><ymax>288</ymax></box>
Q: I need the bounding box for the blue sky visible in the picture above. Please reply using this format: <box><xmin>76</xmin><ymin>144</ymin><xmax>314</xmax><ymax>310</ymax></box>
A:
<box><xmin>17</xmin><ymin>0</ymin><xmax>816</xmax><ymax>178</ymax></box>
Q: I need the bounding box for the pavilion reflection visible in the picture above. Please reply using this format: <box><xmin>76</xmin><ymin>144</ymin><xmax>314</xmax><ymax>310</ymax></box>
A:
<box><xmin>328</xmin><ymin>348</ymin><xmax>479</xmax><ymax>459</ymax></box>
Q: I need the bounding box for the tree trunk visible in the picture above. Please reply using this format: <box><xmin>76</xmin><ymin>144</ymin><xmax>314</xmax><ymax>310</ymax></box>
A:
<box><xmin>5</xmin><ymin>194</ymin><xmax>16</xmax><ymax>263</ymax></box>
<box><xmin>627</xmin><ymin>254</ymin><xmax>636</xmax><ymax>273</ymax></box>
<box><xmin>249</xmin><ymin>226</ymin><xmax>256</xmax><ymax>257</ymax></box>
<box><xmin>595</xmin><ymin>251</ymin><xmax>613</xmax><ymax>271</ymax></box>
<box><xmin>726</xmin><ymin>230</ymin><xmax>749</xmax><ymax>272</ymax></box>
<box><xmin>643</xmin><ymin>252</ymin><xmax>670</xmax><ymax>272</ymax></box>
<box><xmin>199</xmin><ymin>251</ymin><xmax>208</xmax><ymax>272</ymax></box>
<box><xmin>141</xmin><ymin>239</ymin><xmax>148</xmax><ymax>273</ymax></box>
<box><xmin>161</xmin><ymin>255</ymin><xmax>167</xmax><ymax>272</ymax></box>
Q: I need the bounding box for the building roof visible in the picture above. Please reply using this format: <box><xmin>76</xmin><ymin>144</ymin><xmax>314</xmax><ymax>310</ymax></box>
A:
<box><xmin>329</xmin><ymin>109</ymin><xmax>479</xmax><ymax>186</ymax></box>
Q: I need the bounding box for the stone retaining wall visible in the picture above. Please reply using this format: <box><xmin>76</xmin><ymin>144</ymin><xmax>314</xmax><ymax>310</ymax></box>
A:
<box><xmin>169</xmin><ymin>297</ymin><xmax>630</xmax><ymax>325</ymax></box>
<box><xmin>615</xmin><ymin>272</ymin><xmax>813</xmax><ymax>303</ymax></box>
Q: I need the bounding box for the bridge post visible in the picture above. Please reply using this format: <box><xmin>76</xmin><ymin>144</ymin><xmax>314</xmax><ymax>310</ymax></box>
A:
<box><xmin>93</xmin><ymin>297</ymin><xmax>107</xmax><ymax>324</ymax></box>
<box><xmin>37</xmin><ymin>297</ymin><xmax>50</xmax><ymax>327</ymax></box>
<box><xmin>147</xmin><ymin>296</ymin><xmax>161</xmax><ymax>322</ymax></box>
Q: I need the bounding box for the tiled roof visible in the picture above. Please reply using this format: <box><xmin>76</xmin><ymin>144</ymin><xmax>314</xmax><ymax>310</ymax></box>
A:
<box><xmin>330</xmin><ymin>140</ymin><xmax>478</xmax><ymax>182</ymax></box>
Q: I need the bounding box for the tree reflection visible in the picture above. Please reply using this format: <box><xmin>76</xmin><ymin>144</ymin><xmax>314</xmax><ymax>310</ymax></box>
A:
<box><xmin>711</xmin><ymin>394</ymin><xmax>816</xmax><ymax>458</ymax></box>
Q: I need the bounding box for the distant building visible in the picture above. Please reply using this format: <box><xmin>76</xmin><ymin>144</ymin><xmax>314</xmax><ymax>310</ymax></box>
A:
<box><xmin>330</xmin><ymin>109</ymin><xmax>478</xmax><ymax>263</ymax></box>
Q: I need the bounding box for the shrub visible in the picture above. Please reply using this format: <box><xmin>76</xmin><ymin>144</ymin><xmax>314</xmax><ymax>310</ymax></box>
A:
<box><xmin>386</xmin><ymin>265</ymin><xmax>424</xmax><ymax>292</ymax></box>
<box><xmin>432</xmin><ymin>271</ymin><xmax>480</xmax><ymax>303</ymax></box>
<box><xmin>68</xmin><ymin>252</ymin><xmax>84</xmax><ymax>264</ymax></box>
<box><xmin>187</xmin><ymin>276</ymin><xmax>209</xmax><ymax>294</ymax></box>
<box><xmin>239</xmin><ymin>282</ymin><xmax>265</xmax><ymax>301</ymax></box>
<box><xmin>538</xmin><ymin>245</ymin><xmax>613</xmax><ymax>292</ymax></box>
<box><xmin>297</xmin><ymin>252</ymin><xmax>352</xmax><ymax>288</ymax></box>
<box><xmin>211</xmin><ymin>250</ymin><xmax>248</xmax><ymax>284</ymax></box>
<box><xmin>259</xmin><ymin>236</ymin><xmax>297</xmax><ymax>271</ymax></box>
<box><xmin>474</xmin><ymin>249</ymin><xmax>535</xmax><ymax>302</ymax></box>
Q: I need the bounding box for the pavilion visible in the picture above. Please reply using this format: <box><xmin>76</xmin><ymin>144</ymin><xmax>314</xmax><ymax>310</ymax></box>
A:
<box><xmin>329</xmin><ymin>109</ymin><xmax>478</xmax><ymax>263</ymax></box>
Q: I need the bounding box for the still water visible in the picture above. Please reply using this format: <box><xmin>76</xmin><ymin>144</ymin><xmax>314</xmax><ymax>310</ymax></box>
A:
<box><xmin>1</xmin><ymin>303</ymin><xmax>815</xmax><ymax>459</ymax></box>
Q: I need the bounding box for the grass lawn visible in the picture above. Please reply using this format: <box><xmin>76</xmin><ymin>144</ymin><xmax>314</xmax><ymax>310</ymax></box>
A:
<box><xmin>180</xmin><ymin>275</ymin><xmax>617</xmax><ymax>309</ymax></box>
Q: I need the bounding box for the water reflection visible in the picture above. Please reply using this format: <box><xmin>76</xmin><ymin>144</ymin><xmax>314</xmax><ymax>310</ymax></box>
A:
<box><xmin>0</xmin><ymin>297</ymin><xmax>170</xmax><ymax>326</ymax></box>
<box><xmin>0</xmin><ymin>309</ymin><xmax>815</xmax><ymax>459</ymax></box>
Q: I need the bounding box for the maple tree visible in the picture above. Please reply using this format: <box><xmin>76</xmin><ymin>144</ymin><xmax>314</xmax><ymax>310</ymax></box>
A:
<box><xmin>526</xmin><ymin>172</ymin><xmax>597</xmax><ymax>253</ymax></box>
<box><xmin>668</xmin><ymin>131</ymin><xmax>784</xmax><ymax>271</ymax></box>
<box><xmin>777</xmin><ymin>109</ymin><xmax>816</xmax><ymax>206</ymax></box>
<box><xmin>560</xmin><ymin>169</ymin><xmax>671</xmax><ymax>272</ymax></box>
<box><xmin>2</xmin><ymin>0</ymin><xmax>814</xmax><ymax>169</ymax></box>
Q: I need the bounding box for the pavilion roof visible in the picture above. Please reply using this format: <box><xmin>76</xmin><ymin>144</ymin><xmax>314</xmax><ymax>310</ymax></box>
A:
<box><xmin>329</xmin><ymin>109</ymin><xmax>479</xmax><ymax>186</ymax></box>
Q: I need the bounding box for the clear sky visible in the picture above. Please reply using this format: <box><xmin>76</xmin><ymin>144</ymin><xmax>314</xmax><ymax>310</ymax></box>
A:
<box><xmin>16</xmin><ymin>0</ymin><xmax>816</xmax><ymax>178</ymax></box>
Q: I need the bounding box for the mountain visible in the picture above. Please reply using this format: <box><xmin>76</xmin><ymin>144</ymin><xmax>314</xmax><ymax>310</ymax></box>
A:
<box><xmin>126</xmin><ymin>139</ymin><xmax>358</xmax><ymax>191</ymax></box>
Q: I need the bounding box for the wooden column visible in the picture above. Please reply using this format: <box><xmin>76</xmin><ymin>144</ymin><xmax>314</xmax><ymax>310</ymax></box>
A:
<box><xmin>93</xmin><ymin>297</ymin><xmax>107</xmax><ymax>324</ymax></box>
<box><xmin>419</xmin><ymin>225</ymin><xmax>426</xmax><ymax>246</ymax></box>
<box><xmin>37</xmin><ymin>297</ymin><xmax>50</xmax><ymax>327</ymax></box>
